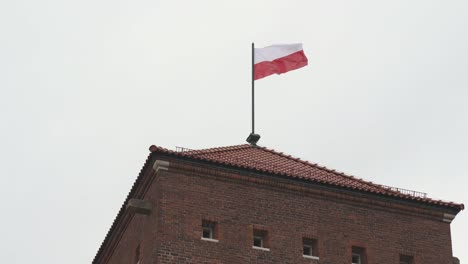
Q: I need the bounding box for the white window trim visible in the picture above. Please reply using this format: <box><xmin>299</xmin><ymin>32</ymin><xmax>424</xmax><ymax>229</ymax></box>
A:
<box><xmin>352</xmin><ymin>253</ymin><xmax>362</xmax><ymax>264</ymax></box>
<box><xmin>252</xmin><ymin>246</ymin><xmax>270</xmax><ymax>251</ymax></box>
<box><xmin>202</xmin><ymin>226</ymin><xmax>214</xmax><ymax>239</ymax></box>
<box><xmin>201</xmin><ymin>237</ymin><xmax>219</xmax><ymax>242</ymax></box>
<box><xmin>303</xmin><ymin>255</ymin><xmax>319</xmax><ymax>260</ymax></box>
<box><xmin>303</xmin><ymin>244</ymin><xmax>313</xmax><ymax>256</ymax></box>
<box><xmin>253</xmin><ymin>236</ymin><xmax>264</xmax><ymax>248</ymax></box>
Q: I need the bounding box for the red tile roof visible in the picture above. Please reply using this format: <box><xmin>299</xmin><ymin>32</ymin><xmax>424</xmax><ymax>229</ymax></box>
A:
<box><xmin>150</xmin><ymin>144</ymin><xmax>464</xmax><ymax>210</ymax></box>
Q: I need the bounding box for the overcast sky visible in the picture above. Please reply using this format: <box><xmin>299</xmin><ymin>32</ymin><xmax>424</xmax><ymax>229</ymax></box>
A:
<box><xmin>1</xmin><ymin>0</ymin><xmax>467</xmax><ymax>263</ymax></box>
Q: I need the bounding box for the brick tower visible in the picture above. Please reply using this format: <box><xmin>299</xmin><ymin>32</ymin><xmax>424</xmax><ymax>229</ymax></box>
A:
<box><xmin>94</xmin><ymin>144</ymin><xmax>463</xmax><ymax>264</ymax></box>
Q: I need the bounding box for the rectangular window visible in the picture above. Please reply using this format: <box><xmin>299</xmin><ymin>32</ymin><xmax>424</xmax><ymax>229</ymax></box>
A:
<box><xmin>253</xmin><ymin>236</ymin><xmax>263</xmax><ymax>247</ymax></box>
<box><xmin>303</xmin><ymin>244</ymin><xmax>312</xmax><ymax>256</ymax></box>
<box><xmin>201</xmin><ymin>220</ymin><xmax>218</xmax><ymax>241</ymax></box>
<box><xmin>135</xmin><ymin>244</ymin><xmax>140</xmax><ymax>264</ymax></box>
<box><xmin>352</xmin><ymin>246</ymin><xmax>366</xmax><ymax>264</ymax></box>
<box><xmin>400</xmin><ymin>255</ymin><xmax>413</xmax><ymax>264</ymax></box>
<box><xmin>303</xmin><ymin>238</ymin><xmax>319</xmax><ymax>259</ymax></box>
<box><xmin>252</xmin><ymin>229</ymin><xmax>269</xmax><ymax>250</ymax></box>
<box><xmin>352</xmin><ymin>253</ymin><xmax>361</xmax><ymax>264</ymax></box>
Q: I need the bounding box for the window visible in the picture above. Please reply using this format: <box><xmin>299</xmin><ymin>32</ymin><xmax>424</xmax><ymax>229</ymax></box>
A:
<box><xmin>252</xmin><ymin>229</ymin><xmax>269</xmax><ymax>250</ymax></box>
<box><xmin>400</xmin><ymin>255</ymin><xmax>413</xmax><ymax>264</ymax></box>
<box><xmin>352</xmin><ymin>253</ymin><xmax>361</xmax><ymax>264</ymax></box>
<box><xmin>202</xmin><ymin>226</ymin><xmax>213</xmax><ymax>239</ymax></box>
<box><xmin>352</xmin><ymin>246</ymin><xmax>366</xmax><ymax>264</ymax></box>
<box><xmin>303</xmin><ymin>238</ymin><xmax>319</xmax><ymax>259</ymax></box>
<box><xmin>134</xmin><ymin>244</ymin><xmax>140</xmax><ymax>264</ymax></box>
<box><xmin>201</xmin><ymin>220</ymin><xmax>218</xmax><ymax>241</ymax></box>
<box><xmin>253</xmin><ymin>236</ymin><xmax>263</xmax><ymax>247</ymax></box>
<box><xmin>303</xmin><ymin>244</ymin><xmax>312</xmax><ymax>256</ymax></box>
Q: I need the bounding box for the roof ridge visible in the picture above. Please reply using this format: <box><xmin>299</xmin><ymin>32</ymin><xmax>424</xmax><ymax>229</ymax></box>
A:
<box><xmin>187</xmin><ymin>144</ymin><xmax>251</xmax><ymax>155</ymax></box>
<box><xmin>150</xmin><ymin>144</ymin><xmax>251</xmax><ymax>155</ymax></box>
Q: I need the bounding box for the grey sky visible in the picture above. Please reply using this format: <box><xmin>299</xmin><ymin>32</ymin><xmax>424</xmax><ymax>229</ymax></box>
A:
<box><xmin>1</xmin><ymin>0</ymin><xmax>467</xmax><ymax>263</ymax></box>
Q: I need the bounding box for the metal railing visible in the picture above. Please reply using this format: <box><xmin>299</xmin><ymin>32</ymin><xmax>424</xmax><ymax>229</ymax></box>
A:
<box><xmin>176</xmin><ymin>146</ymin><xmax>195</xmax><ymax>152</ymax></box>
<box><xmin>379</xmin><ymin>185</ymin><xmax>427</xmax><ymax>198</ymax></box>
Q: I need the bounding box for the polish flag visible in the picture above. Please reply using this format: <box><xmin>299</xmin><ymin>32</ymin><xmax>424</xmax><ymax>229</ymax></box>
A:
<box><xmin>254</xmin><ymin>44</ymin><xmax>308</xmax><ymax>80</ymax></box>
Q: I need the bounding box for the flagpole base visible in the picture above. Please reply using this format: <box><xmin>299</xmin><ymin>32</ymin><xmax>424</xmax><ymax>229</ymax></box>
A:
<box><xmin>246</xmin><ymin>133</ymin><xmax>261</xmax><ymax>145</ymax></box>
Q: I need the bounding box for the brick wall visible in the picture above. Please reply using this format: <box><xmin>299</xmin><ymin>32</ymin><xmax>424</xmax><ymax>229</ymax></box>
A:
<box><xmin>106</xmin><ymin>159</ymin><xmax>454</xmax><ymax>264</ymax></box>
<box><xmin>106</xmin><ymin>175</ymin><xmax>163</xmax><ymax>264</ymax></box>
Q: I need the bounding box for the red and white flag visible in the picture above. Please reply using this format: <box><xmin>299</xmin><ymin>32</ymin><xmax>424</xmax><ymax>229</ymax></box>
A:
<box><xmin>254</xmin><ymin>43</ymin><xmax>308</xmax><ymax>80</ymax></box>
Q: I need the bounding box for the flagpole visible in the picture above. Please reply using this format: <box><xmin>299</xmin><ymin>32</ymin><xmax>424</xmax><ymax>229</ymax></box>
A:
<box><xmin>246</xmin><ymin>43</ymin><xmax>260</xmax><ymax>145</ymax></box>
<box><xmin>251</xmin><ymin>42</ymin><xmax>255</xmax><ymax>134</ymax></box>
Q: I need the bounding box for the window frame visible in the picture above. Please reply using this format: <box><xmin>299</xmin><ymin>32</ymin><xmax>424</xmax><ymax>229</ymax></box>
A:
<box><xmin>253</xmin><ymin>236</ymin><xmax>264</xmax><ymax>248</ymax></box>
<box><xmin>202</xmin><ymin>226</ymin><xmax>214</xmax><ymax>239</ymax></box>
<box><xmin>352</xmin><ymin>253</ymin><xmax>361</xmax><ymax>264</ymax></box>
<box><xmin>201</xmin><ymin>220</ymin><xmax>218</xmax><ymax>242</ymax></box>
<box><xmin>302</xmin><ymin>237</ymin><xmax>319</xmax><ymax>260</ymax></box>
<box><xmin>399</xmin><ymin>254</ymin><xmax>414</xmax><ymax>264</ymax></box>
<box><xmin>351</xmin><ymin>246</ymin><xmax>367</xmax><ymax>264</ymax></box>
<box><xmin>252</xmin><ymin>229</ymin><xmax>269</xmax><ymax>251</ymax></box>
<box><xmin>303</xmin><ymin>244</ymin><xmax>313</xmax><ymax>256</ymax></box>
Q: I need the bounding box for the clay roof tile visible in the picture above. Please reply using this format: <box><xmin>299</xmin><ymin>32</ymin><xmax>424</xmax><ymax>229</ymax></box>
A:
<box><xmin>150</xmin><ymin>144</ymin><xmax>464</xmax><ymax>210</ymax></box>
